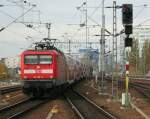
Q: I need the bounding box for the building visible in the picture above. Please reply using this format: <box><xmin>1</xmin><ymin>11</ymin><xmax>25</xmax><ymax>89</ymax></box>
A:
<box><xmin>134</xmin><ymin>27</ymin><xmax>150</xmax><ymax>56</ymax></box>
<box><xmin>2</xmin><ymin>56</ymin><xmax>20</xmax><ymax>69</ymax></box>
<box><xmin>79</xmin><ymin>48</ymin><xmax>99</xmax><ymax>75</ymax></box>
<box><xmin>1</xmin><ymin>56</ymin><xmax>20</xmax><ymax>78</ymax></box>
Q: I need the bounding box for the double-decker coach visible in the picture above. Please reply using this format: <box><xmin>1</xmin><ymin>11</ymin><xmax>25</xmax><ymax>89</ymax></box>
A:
<box><xmin>20</xmin><ymin>42</ymin><xmax>91</xmax><ymax>97</ymax></box>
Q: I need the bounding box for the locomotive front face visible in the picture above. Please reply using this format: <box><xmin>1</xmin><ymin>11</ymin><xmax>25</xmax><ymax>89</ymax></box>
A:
<box><xmin>20</xmin><ymin>50</ymin><xmax>59</xmax><ymax>97</ymax></box>
<box><xmin>21</xmin><ymin>52</ymin><xmax>56</xmax><ymax>80</ymax></box>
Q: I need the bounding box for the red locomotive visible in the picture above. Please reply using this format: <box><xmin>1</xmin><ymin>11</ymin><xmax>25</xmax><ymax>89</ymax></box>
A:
<box><xmin>20</xmin><ymin>41</ymin><xmax>91</xmax><ymax>97</ymax></box>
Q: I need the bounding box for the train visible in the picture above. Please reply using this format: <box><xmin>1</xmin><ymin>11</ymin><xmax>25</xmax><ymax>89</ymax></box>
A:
<box><xmin>20</xmin><ymin>41</ymin><xmax>92</xmax><ymax>97</ymax></box>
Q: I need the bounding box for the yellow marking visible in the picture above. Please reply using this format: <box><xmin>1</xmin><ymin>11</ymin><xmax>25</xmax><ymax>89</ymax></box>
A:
<box><xmin>51</xmin><ymin>108</ymin><xmax>58</xmax><ymax>113</ymax></box>
<box><xmin>50</xmin><ymin>105</ymin><xmax>59</xmax><ymax>113</ymax></box>
<box><xmin>46</xmin><ymin>106</ymin><xmax>59</xmax><ymax>119</ymax></box>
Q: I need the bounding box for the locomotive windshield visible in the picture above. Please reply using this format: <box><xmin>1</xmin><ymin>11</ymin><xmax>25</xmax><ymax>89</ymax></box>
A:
<box><xmin>24</xmin><ymin>55</ymin><xmax>38</xmax><ymax>64</ymax></box>
<box><xmin>24</xmin><ymin>55</ymin><xmax>52</xmax><ymax>64</ymax></box>
<box><xmin>39</xmin><ymin>55</ymin><xmax>52</xmax><ymax>64</ymax></box>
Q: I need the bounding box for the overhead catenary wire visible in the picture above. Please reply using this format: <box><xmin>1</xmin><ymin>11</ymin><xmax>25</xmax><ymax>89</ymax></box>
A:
<box><xmin>0</xmin><ymin>10</ymin><xmax>16</xmax><ymax>20</ymax></box>
<box><xmin>0</xmin><ymin>8</ymin><xmax>45</xmax><ymax>38</ymax></box>
<box><xmin>6</xmin><ymin>0</ymin><xmax>32</xmax><ymax>9</ymax></box>
<box><xmin>62</xmin><ymin>0</ymin><xmax>108</xmax><ymax>51</ymax></box>
<box><xmin>0</xmin><ymin>4</ymin><xmax>36</xmax><ymax>32</ymax></box>
<box><xmin>90</xmin><ymin>1</ymin><xmax>103</xmax><ymax>17</ymax></box>
<box><xmin>134</xmin><ymin>18</ymin><xmax>150</xmax><ymax>27</ymax></box>
<box><xmin>134</xmin><ymin>4</ymin><xmax>148</xmax><ymax>20</ymax></box>
<box><xmin>77</xmin><ymin>5</ymin><xmax>112</xmax><ymax>35</ymax></box>
<box><xmin>0</xmin><ymin>3</ymin><xmax>46</xmax><ymax>49</ymax></box>
<box><xmin>77</xmin><ymin>7</ymin><xmax>101</xmax><ymax>27</ymax></box>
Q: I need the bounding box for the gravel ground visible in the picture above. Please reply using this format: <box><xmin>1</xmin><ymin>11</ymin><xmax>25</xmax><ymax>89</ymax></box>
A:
<box><xmin>0</xmin><ymin>84</ymin><xmax>11</xmax><ymax>88</ymax></box>
<box><xmin>130</xmin><ymin>88</ymin><xmax>150</xmax><ymax>117</ymax></box>
<box><xmin>1</xmin><ymin>79</ymin><xmax>149</xmax><ymax>119</ymax></box>
<box><xmin>75</xmin><ymin>79</ymin><xmax>148</xmax><ymax>119</ymax></box>
<box><xmin>0</xmin><ymin>90</ymin><xmax>28</xmax><ymax>108</ymax></box>
<box><xmin>20</xmin><ymin>97</ymin><xmax>78</xmax><ymax>119</ymax></box>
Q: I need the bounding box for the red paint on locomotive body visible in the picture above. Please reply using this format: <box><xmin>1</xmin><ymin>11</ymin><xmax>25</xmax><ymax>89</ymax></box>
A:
<box><xmin>20</xmin><ymin>48</ymin><xmax>91</xmax><ymax>97</ymax></box>
<box><xmin>20</xmin><ymin>50</ymin><xmax>58</xmax><ymax>80</ymax></box>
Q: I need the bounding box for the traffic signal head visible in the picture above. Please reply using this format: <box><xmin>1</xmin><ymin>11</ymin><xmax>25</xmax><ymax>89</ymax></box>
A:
<box><xmin>122</xmin><ymin>4</ymin><xmax>133</xmax><ymax>25</ymax></box>
<box><xmin>125</xmin><ymin>25</ymin><xmax>132</xmax><ymax>34</ymax></box>
<box><xmin>125</xmin><ymin>37</ymin><xmax>132</xmax><ymax>47</ymax></box>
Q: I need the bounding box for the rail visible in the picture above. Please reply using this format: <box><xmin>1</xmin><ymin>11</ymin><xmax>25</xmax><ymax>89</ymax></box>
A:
<box><xmin>0</xmin><ymin>97</ymin><xmax>48</xmax><ymax>119</ymax></box>
<box><xmin>130</xmin><ymin>82</ymin><xmax>150</xmax><ymax>98</ymax></box>
<box><xmin>0</xmin><ymin>85</ymin><xmax>21</xmax><ymax>94</ymax></box>
<box><xmin>65</xmin><ymin>89</ymin><xmax>117</xmax><ymax>119</ymax></box>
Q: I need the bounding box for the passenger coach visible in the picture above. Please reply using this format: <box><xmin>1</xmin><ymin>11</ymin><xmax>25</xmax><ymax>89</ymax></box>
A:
<box><xmin>20</xmin><ymin>47</ymin><xmax>90</xmax><ymax>97</ymax></box>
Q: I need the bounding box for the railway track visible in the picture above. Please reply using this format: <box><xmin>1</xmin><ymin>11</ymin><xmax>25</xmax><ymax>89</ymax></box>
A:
<box><xmin>129</xmin><ymin>75</ymin><xmax>150</xmax><ymax>79</ymax></box>
<box><xmin>0</xmin><ymin>97</ymin><xmax>48</xmax><ymax>119</ymax></box>
<box><xmin>0</xmin><ymin>85</ymin><xmax>21</xmax><ymax>94</ymax></box>
<box><xmin>130</xmin><ymin>82</ymin><xmax>150</xmax><ymax>98</ymax></box>
<box><xmin>65</xmin><ymin>89</ymin><xmax>116</xmax><ymax>119</ymax></box>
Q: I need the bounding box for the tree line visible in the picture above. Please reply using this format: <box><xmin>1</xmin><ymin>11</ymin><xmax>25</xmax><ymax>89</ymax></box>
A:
<box><xmin>129</xmin><ymin>38</ymin><xmax>150</xmax><ymax>75</ymax></box>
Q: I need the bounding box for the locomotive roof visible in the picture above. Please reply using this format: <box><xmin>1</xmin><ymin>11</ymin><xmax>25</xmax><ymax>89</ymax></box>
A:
<box><xmin>22</xmin><ymin>49</ymin><xmax>59</xmax><ymax>56</ymax></box>
<box><xmin>21</xmin><ymin>49</ymin><xmax>89</xmax><ymax>67</ymax></box>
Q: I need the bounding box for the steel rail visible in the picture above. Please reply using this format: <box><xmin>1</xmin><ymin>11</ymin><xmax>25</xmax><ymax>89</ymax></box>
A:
<box><xmin>66</xmin><ymin>97</ymin><xmax>85</xmax><ymax>119</ymax></box>
<box><xmin>65</xmin><ymin>90</ymin><xmax>117</xmax><ymax>119</ymax></box>
<box><xmin>131</xmin><ymin>82</ymin><xmax>150</xmax><ymax>89</ymax></box>
<box><xmin>0</xmin><ymin>97</ymin><xmax>48</xmax><ymax>119</ymax></box>
<box><xmin>130</xmin><ymin>82</ymin><xmax>150</xmax><ymax>98</ymax></box>
<box><xmin>0</xmin><ymin>85</ymin><xmax>21</xmax><ymax>94</ymax></box>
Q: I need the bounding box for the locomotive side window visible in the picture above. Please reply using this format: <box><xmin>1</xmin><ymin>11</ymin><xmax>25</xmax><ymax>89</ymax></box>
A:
<box><xmin>39</xmin><ymin>55</ymin><xmax>52</xmax><ymax>64</ymax></box>
<box><xmin>24</xmin><ymin>55</ymin><xmax>38</xmax><ymax>64</ymax></box>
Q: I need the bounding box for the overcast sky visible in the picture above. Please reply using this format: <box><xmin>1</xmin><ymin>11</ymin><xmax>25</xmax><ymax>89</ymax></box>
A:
<box><xmin>0</xmin><ymin>0</ymin><xmax>150</xmax><ymax>58</ymax></box>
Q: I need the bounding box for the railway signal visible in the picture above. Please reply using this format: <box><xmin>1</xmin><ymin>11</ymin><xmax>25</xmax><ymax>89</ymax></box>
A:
<box><xmin>124</xmin><ymin>25</ymin><xmax>132</xmax><ymax>34</ymax></box>
<box><xmin>125</xmin><ymin>61</ymin><xmax>129</xmax><ymax>74</ymax></box>
<box><xmin>125</xmin><ymin>37</ymin><xmax>133</xmax><ymax>47</ymax></box>
<box><xmin>122</xmin><ymin>4</ymin><xmax>133</xmax><ymax>25</ymax></box>
<box><xmin>121</xmin><ymin>3</ymin><xmax>133</xmax><ymax>107</ymax></box>
<box><xmin>122</xmin><ymin>4</ymin><xmax>133</xmax><ymax>47</ymax></box>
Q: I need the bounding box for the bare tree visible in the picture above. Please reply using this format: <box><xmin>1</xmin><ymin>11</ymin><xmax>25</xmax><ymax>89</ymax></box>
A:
<box><xmin>129</xmin><ymin>38</ymin><xmax>140</xmax><ymax>75</ymax></box>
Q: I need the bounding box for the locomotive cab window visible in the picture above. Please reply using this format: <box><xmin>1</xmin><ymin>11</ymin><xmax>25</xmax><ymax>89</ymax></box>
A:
<box><xmin>39</xmin><ymin>55</ymin><xmax>52</xmax><ymax>64</ymax></box>
<box><xmin>24</xmin><ymin>55</ymin><xmax>38</xmax><ymax>64</ymax></box>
